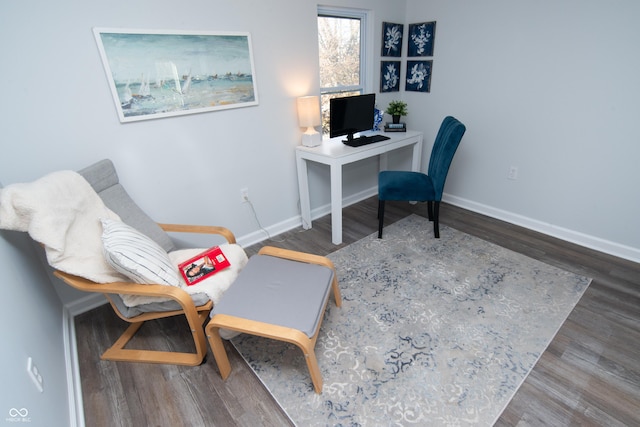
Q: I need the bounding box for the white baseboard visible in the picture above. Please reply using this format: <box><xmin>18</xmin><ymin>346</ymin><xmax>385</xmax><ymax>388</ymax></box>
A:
<box><xmin>293</xmin><ymin>186</ymin><xmax>640</xmax><ymax>263</ymax></box>
<box><xmin>307</xmin><ymin>187</ymin><xmax>378</xmax><ymax>223</ymax></box>
<box><xmin>236</xmin><ymin>215</ymin><xmax>303</xmax><ymax>248</ymax></box>
<box><xmin>237</xmin><ymin>187</ymin><xmax>377</xmax><ymax>248</ymax></box>
<box><xmin>444</xmin><ymin>194</ymin><xmax>640</xmax><ymax>263</ymax></box>
<box><xmin>63</xmin><ymin>295</ymin><xmax>107</xmax><ymax>427</ymax></box>
<box><xmin>63</xmin><ymin>308</ymin><xmax>85</xmax><ymax>427</ymax></box>
<box><xmin>65</xmin><ymin>293</ymin><xmax>107</xmax><ymax>317</ymax></box>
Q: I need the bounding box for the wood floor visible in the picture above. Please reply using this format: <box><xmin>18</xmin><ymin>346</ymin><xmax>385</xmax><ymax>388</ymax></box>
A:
<box><xmin>74</xmin><ymin>197</ymin><xmax>640</xmax><ymax>426</ymax></box>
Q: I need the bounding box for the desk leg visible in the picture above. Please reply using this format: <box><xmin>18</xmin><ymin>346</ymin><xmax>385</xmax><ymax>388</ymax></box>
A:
<box><xmin>411</xmin><ymin>138</ymin><xmax>423</xmax><ymax>172</ymax></box>
<box><xmin>296</xmin><ymin>155</ymin><xmax>312</xmax><ymax>229</ymax></box>
<box><xmin>379</xmin><ymin>152</ymin><xmax>389</xmax><ymax>171</ymax></box>
<box><xmin>409</xmin><ymin>139</ymin><xmax>424</xmax><ymax>204</ymax></box>
<box><xmin>330</xmin><ymin>164</ymin><xmax>343</xmax><ymax>245</ymax></box>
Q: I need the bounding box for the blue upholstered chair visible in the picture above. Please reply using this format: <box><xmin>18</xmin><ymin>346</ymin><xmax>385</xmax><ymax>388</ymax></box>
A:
<box><xmin>378</xmin><ymin>116</ymin><xmax>466</xmax><ymax>238</ymax></box>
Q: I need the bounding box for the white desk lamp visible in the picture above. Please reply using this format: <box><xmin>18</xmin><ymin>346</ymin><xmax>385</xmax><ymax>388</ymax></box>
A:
<box><xmin>297</xmin><ymin>95</ymin><xmax>322</xmax><ymax>147</ymax></box>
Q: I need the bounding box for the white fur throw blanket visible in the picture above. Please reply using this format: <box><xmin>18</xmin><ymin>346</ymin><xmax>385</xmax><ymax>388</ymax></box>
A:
<box><xmin>0</xmin><ymin>170</ymin><xmax>127</xmax><ymax>283</ymax></box>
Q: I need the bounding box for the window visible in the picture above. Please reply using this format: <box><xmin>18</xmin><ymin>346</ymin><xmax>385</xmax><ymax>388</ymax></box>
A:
<box><xmin>317</xmin><ymin>7</ymin><xmax>370</xmax><ymax>135</ymax></box>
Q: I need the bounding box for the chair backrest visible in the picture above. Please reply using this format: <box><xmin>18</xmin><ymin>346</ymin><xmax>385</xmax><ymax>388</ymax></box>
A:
<box><xmin>78</xmin><ymin>159</ymin><xmax>176</xmax><ymax>252</ymax></box>
<box><xmin>427</xmin><ymin>116</ymin><xmax>466</xmax><ymax>200</ymax></box>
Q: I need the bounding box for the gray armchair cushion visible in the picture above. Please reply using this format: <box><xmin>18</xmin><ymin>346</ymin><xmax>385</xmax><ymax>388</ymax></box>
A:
<box><xmin>110</xmin><ymin>291</ymin><xmax>210</xmax><ymax>318</ymax></box>
<box><xmin>78</xmin><ymin>159</ymin><xmax>175</xmax><ymax>252</ymax></box>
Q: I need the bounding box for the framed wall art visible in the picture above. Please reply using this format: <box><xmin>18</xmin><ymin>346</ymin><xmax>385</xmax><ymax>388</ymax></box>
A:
<box><xmin>381</xmin><ymin>22</ymin><xmax>404</xmax><ymax>57</ymax></box>
<box><xmin>408</xmin><ymin>21</ymin><xmax>436</xmax><ymax>57</ymax></box>
<box><xmin>380</xmin><ymin>61</ymin><xmax>401</xmax><ymax>92</ymax></box>
<box><xmin>406</xmin><ymin>60</ymin><xmax>432</xmax><ymax>93</ymax></box>
<box><xmin>93</xmin><ymin>28</ymin><xmax>259</xmax><ymax>123</ymax></box>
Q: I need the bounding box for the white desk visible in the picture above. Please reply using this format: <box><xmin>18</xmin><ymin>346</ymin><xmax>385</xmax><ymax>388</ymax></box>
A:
<box><xmin>296</xmin><ymin>130</ymin><xmax>423</xmax><ymax>244</ymax></box>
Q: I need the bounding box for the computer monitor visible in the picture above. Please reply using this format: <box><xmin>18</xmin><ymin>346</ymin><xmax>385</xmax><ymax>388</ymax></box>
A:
<box><xmin>329</xmin><ymin>93</ymin><xmax>376</xmax><ymax>143</ymax></box>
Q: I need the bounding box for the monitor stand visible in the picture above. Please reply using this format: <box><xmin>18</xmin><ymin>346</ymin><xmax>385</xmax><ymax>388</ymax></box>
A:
<box><xmin>342</xmin><ymin>132</ymin><xmax>390</xmax><ymax>147</ymax></box>
<box><xmin>342</xmin><ymin>132</ymin><xmax>356</xmax><ymax>144</ymax></box>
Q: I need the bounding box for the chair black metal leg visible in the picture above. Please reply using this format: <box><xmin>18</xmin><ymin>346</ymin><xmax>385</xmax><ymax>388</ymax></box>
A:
<box><xmin>378</xmin><ymin>200</ymin><xmax>386</xmax><ymax>238</ymax></box>
<box><xmin>433</xmin><ymin>201</ymin><xmax>440</xmax><ymax>238</ymax></box>
<box><xmin>427</xmin><ymin>201</ymin><xmax>434</xmax><ymax>221</ymax></box>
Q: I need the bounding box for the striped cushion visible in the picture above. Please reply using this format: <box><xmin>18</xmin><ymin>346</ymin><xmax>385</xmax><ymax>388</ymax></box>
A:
<box><xmin>101</xmin><ymin>218</ymin><xmax>180</xmax><ymax>287</ymax></box>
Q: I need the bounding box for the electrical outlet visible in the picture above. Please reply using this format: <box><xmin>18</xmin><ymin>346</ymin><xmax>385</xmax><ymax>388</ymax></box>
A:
<box><xmin>27</xmin><ymin>357</ymin><xmax>44</xmax><ymax>393</ymax></box>
<box><xmin>507</xmin><ymin>166</ymin><xmax>519</xmax><ymax>180</ymax></box>
<box><xmin>240</xmin><ymin>187</ymin><xmax>249</xmax><ymax>202</ymax></box>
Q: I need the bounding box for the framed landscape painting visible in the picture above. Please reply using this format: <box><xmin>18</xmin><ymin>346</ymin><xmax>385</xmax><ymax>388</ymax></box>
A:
<box><xmin>93</xmin><ymin>28</ymin><xmax>259</xmax><ymax>123</ymax></box>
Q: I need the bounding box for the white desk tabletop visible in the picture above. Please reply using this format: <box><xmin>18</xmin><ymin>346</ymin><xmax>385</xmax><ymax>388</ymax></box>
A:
<box><xmin>296</xmin><ymin>130</ymin><xmax>424</xmax><ymax>160</ymax></box>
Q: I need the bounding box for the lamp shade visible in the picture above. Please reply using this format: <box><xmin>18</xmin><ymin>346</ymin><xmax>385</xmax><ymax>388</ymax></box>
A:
<box><xmin>297</xmin><ymin>96</ymin><xmax>321</xmax><ymax>128</ymax></box>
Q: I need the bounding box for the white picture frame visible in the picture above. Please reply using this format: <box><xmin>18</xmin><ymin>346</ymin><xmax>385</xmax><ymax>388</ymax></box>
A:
<box><xmin>93</xmin><ymin>28</ymin><xmax>259</xmax><ymax>123</ymax></box>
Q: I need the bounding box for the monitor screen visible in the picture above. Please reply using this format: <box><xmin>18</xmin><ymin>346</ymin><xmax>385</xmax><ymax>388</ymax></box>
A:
<box><xmin>330</xmin><ymin>93</ymin><xmax>376</xmax><ymax>142</ymax></box>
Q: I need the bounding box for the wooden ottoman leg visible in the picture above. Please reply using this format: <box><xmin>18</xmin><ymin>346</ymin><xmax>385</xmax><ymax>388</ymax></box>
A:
<box><xmin>302</xmin><ymin>346</ymin><xmax>323</xmax><ymax>394</ymax></box>
<box><xmin>331</xmin><ymin>276</ymin><xmax>342</xmax><ymax>307</ymax></box>
<box><xmin>205</xmin><ymin>323</ymin><xmax>232</xmax><ymax>380</ymax></box>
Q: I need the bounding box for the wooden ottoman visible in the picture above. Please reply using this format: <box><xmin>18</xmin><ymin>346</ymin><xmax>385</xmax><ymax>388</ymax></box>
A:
<box><xmin>205</xmin><ymin>246</ymin><xmax>342</xmax><ymax>393</ymax></box>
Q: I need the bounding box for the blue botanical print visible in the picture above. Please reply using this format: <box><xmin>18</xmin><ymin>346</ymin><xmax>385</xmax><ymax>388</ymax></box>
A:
<box><xmin>406</xmin><ymin>60</ymin><xmax>432</xmax><ymax>93</ymax></box>
<box><xmin>381</xmin><ymin>61</ymin><xmax>400</xmax><ymax>92</ymax></box>
<box><xmin>411</xmin><ymin>24</ymin><xmax>431</xmax><ymax>55</ymax></box>
<box><xmin>408</xmin><ymin>21</ymin><xmax>436</xmax><ymax>57</ymax></box>
<box><xmin>384</xmin><ymin>25</ymin><xmax>402</xmax><ymax>55</ymax></box>
<box><xmin>381</xmin><ymin>22</ymin><xmax>403</xmax><ymax>57</ymax></box>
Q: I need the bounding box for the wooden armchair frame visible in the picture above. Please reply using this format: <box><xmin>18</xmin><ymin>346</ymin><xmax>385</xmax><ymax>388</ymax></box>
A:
<box><xmin>56</xmin><ymin>223</ymin><xmax>236</xmax><ymax>366</ymax></box>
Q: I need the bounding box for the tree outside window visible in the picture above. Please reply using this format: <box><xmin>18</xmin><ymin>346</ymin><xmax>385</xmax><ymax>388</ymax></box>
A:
<box><xmin>318</xmin><ymin>8</ymin><xmax>367</xmax><ymax>135</ymax></box>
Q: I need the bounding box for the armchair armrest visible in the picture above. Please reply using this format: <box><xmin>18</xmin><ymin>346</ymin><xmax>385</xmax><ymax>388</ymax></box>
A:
<box><xmin>157</xmin><ymin>223</ymin><xmax>236</xmax><ymax>244</ymax></box>
<box><xmin>53</xmin><ymin>270</ymin><xmax>206</xmax><ymax>322</ymax></box>
<box><xmin>54</xmin><ymin>270</ymin><xmax>185</xmax><ymax>297</ymax></box>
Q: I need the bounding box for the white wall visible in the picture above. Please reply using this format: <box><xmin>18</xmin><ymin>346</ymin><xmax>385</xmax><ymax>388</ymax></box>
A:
<box><xmin>403</xmin><ymin>0</ymin><xmax>640</xmax><ymax>260</ymax></box>
<box><xmin>0</xmin><ymin>0</ymin><xmax>318</xmax><ymax>241</ymax></box>
<box><xmin>0</xmin><ymin>228</ymin><xmax>71</xmax><ymax>427</ymax></box>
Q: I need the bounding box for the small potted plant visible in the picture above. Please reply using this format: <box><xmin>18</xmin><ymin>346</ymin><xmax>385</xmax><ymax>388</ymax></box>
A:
<box><xmin>386</xmin><ymin>100</ymin><xmax>408</xmax><ymax>124</ymax></box>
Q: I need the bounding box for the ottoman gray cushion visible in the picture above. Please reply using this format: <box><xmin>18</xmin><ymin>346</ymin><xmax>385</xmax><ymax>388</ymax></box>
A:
<box><xmin>211</xmin><ymin>254</ymin><xmax>334</xmax><ymax>338</ymax></box>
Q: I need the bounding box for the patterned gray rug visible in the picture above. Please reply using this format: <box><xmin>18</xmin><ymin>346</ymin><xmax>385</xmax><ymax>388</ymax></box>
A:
<box><xmin>232</xmin><ymin>215</ymin><xmax>590</xmax><ymax>426</ymax></box>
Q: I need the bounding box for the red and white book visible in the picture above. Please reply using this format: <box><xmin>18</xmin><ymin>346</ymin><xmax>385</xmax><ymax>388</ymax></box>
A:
<box><xmin>178</xmin><ymin>246</ymin><xmax>231</xmax><ymax>286</ymax></box>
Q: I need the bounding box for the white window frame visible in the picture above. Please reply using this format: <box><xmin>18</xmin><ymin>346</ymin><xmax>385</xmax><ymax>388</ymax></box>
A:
<box><xmin>317</xmin><ymin>6</ymin><xmax>373</xmax><ymax>97</ymax></box>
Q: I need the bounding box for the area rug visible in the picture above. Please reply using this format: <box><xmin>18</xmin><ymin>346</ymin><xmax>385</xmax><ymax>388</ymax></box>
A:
<box><xmin>231</xmin><ymin>215</ymin><xmax>591</xmax><ymax>426</ymax></box>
